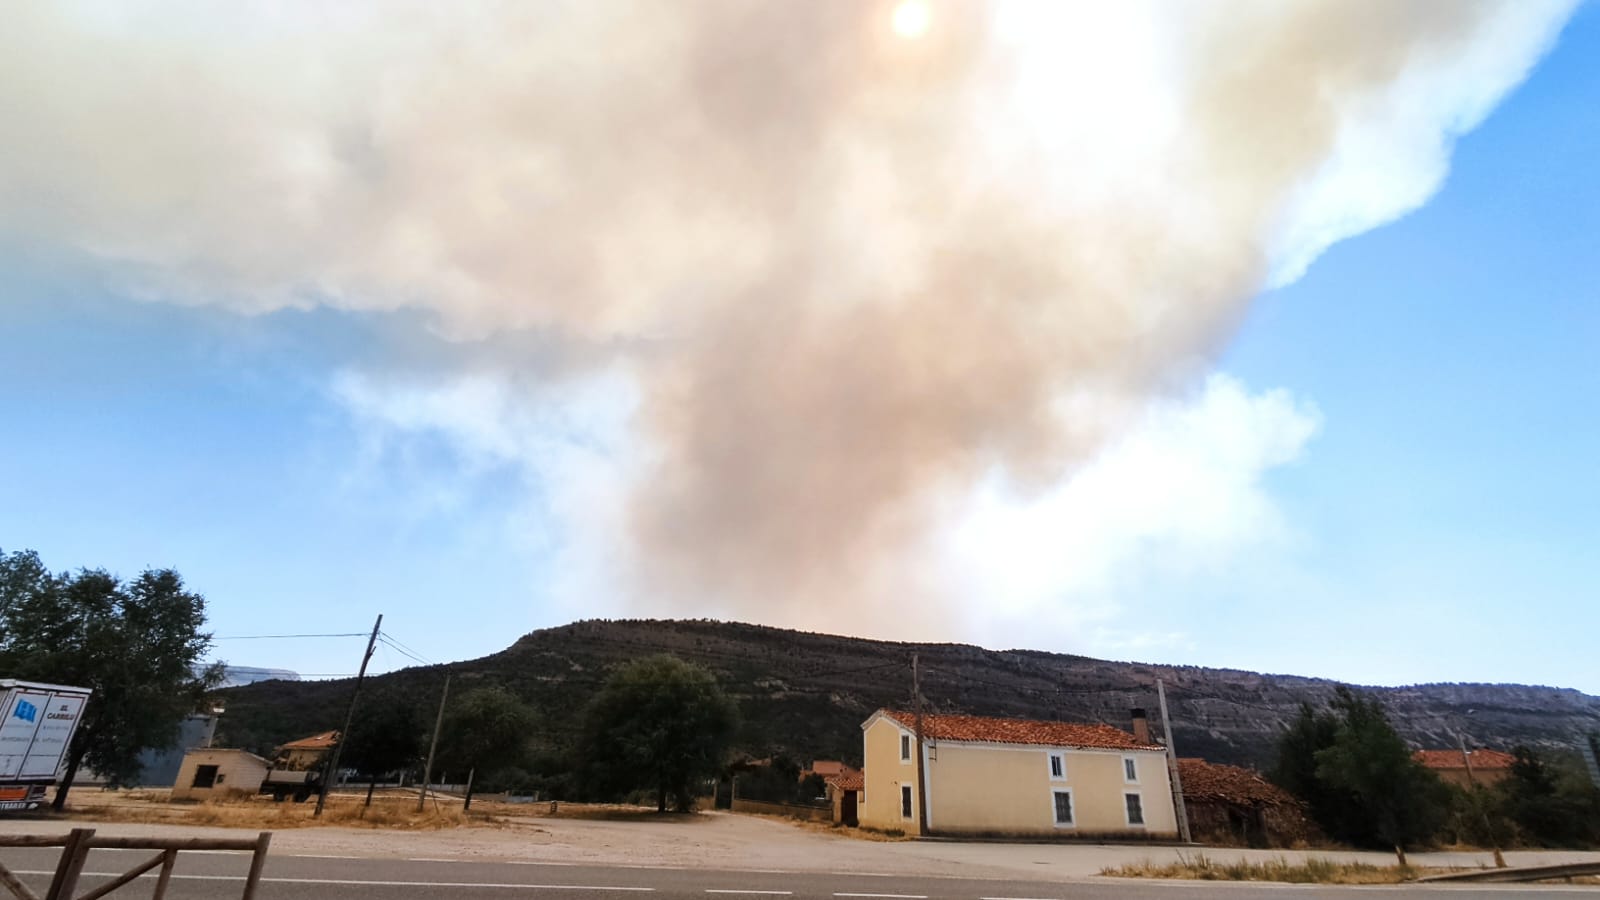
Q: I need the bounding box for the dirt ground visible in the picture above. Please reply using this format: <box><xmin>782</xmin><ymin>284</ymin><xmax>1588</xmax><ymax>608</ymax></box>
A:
<box><xmin>3</xmin><ymin>789</ymin><xmax>1597</xmax><ymax>882</ymax></box>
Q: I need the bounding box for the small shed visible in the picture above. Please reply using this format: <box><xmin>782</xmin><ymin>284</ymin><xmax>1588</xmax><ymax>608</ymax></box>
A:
<box><xmin>1176</xmin><ymin>758</ymin><xmax>1313</xmax><ymax>848</ymax></box>
<box><xmin>171</xmin><ymin>749</ymin><xmax>270</xmax><ymax>801</ymax></box>
<box><xmin>825</xmin><ymin>769</ymin><xmax>864</xmax><ymax>827</ymax></box>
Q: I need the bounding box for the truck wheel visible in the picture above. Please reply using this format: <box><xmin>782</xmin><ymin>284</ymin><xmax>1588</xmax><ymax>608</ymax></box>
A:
<box><xmin>293</xmin><ymin>787</ymin><xmax>311</xmax><ymax>803</ymax></box>
<box><xmin>273</xmin><ymin>789</ymin><xmax>288</xmax><ymax>802</ymax></box>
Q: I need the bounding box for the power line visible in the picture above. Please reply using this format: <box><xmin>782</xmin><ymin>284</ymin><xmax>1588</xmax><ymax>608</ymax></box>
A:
<box><xmin>377</xmin><ymin>635</ymin><xmax>431</xmax><ymax>668</ymax></box>
<box><xmin>378</xmin><ymin>631</ymin><xmax>434</xmax><ymax>665</ymax></box>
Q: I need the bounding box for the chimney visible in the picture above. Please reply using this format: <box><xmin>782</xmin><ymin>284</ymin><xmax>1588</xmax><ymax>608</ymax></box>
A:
<box><xmin>1131</xmin><ymin>708</ymin><xmax>1150</xmax><ymax>744</ymax></box>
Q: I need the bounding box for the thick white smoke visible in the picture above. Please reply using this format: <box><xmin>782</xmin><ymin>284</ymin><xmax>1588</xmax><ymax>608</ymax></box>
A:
<box><xmin>0</xmin><ymin>1</ymin><xmax>1575</xmax><ymax>635</ymax></box>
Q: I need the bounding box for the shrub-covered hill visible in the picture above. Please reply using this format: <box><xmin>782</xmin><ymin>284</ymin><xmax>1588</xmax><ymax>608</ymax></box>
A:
<box><xmin>213</xmin><ymin>618</ymin><xmax>1600</xmax><ymax>771</ymax></box>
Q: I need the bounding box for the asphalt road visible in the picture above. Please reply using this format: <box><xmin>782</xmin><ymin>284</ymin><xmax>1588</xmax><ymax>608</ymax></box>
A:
<box><xmin>0</xmin><ymin>847</ymin><xmax>1588</xmax><ymax>898</ymax></box>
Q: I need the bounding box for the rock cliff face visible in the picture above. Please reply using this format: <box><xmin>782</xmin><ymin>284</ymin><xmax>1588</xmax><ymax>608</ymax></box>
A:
<box><xmin>217</xmin><ymin>619</ymin><xmax>1600</xmax><ymax>770</ymax></box>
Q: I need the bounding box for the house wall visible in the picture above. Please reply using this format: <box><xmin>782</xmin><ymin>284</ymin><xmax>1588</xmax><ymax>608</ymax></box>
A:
<box><xmin>171</xmin><ymin>750</ymin><xmax>268</xmax><ymax>801</ymax></box>
<box><xmin>1429</xmin><ymin>767</ymin><xmax>1509</xmax><ymax>789</ymax></box>
<box><xmin>925</xmin><ymin>741</ymin><xmax>1176</xmax><ymax>837</ymax></box>
<box><xmin>858</xmin><ymin>714</ymin><xmax>1177</xmax><ymax>838</ymax></box>
<box><xmin>279</xmin><ymin>748</ymin><xmax>326</xmax><ymax>770</ymax></box>
<box><xmin>859</xmin><ymin>716</ymin><xmax>919</xmax><ymax>833</ymax></box>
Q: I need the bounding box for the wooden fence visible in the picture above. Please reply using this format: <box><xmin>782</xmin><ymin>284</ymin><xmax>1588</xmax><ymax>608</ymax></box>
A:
<box><xmin>0</xmin><ymin>828</ymin><xmax>271</xmax><ymax>900</ymax></box>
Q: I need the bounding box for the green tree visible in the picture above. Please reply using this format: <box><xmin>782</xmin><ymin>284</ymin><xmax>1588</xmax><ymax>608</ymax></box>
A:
<box><xmin>439</xmin><ymin>686</ymin><xmax>536</xmax><ymax>809</ymax></box>
<box><xmin>1273</xmin><ymin>687</ymin><xmax>1450</xmax><ymax>861</ymax></box>
<box><xmin>0</xmin><ymin>550</ymin><xmax>221</xmax><ymax>809</ymax></box>
<box><xmin>344</xmin><ymin>692</ymin><xmax>423</xmax><ymax>807</ymax></box>
<box><xmin>580</xmin><ymin>655</ymin><xmax>738</xmax><ymax>813</ymax></box>
<box><xmin>1272</xmin><ymin>700</ymin><xmax>1365</xmax><ymax>841</ymax></box>
<box><xmin>1313</xmin><ymin>688</ymin><xmax>1449</xmax><ymax>862</ymax></box>
<box><xmin>1498</xmin><ymin>746</ymin><xmax>1600</xmax><ymax>847</ymax></box>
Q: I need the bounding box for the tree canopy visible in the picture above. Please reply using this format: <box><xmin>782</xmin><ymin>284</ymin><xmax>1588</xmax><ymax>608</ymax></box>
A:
<box><xmin>438</xmin><ymin>685</ymin><xmax>536</xmax><ymax>805</ymax></box>
<box><xmin>0</xmin><ymin>549</ymin><xmax>220</xmax><ymax>808</ymax></box>
<box><xmin>579</xmin><ymin>654</ymin><xmax>738</xmax><ymax>812</ymax></box>
<box><xmin>1273</xmin><ymin>686</ymin><xmax>1448</xmax><ymax>859</ymax></box>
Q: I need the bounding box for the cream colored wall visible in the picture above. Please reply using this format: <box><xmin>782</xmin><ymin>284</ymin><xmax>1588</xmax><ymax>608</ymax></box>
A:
<box><xmin>171</xmin><ymin>750</ymin><xmax>269</xmax><ymax>801</ymax></box>
<box><xmin>858</xmin><ymin>715</ymin><xmax>922</xmax><ymax>834</ymax></box>
<box><xmin>925</xmin><ymin>743</ymin><xmax>1176</xmax><ymax>837</ymax></box>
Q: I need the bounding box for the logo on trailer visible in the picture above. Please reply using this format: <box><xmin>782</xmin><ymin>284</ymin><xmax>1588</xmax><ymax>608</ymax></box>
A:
<box><xmin>13</xmin><ymin>701</ymin><xmax>37</xmax><ymax>723</ymax></box>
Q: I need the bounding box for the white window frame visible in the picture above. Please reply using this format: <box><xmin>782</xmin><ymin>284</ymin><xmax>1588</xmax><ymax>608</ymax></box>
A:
<box><xmin>1123</xmin><ymin>755</ymin><xmax>1138</xmax><ymax>784</ymax></box>
<box><xmin>1050</xmin><ymin>788</ymin><xmax>1076</xmax><ymax>828</ymax></box>
<box><xmin>899</xmin><ymin>733</ymin><xmax>912</xmax><ymax>763</ymax></box>
<box><xmin>1047</xmin><ymin>751</ymin><xmax>1066</xmax><ymax>781</ymax></box>
<box><xmin>1124</xmin><ymin>791</ymin><xmax>1146</xmax><ymax>828</ymax></box>
<box><xmin>900</xmin><ymin>784</ymin><xmax>914</xmax><ymax>819</ymax></box>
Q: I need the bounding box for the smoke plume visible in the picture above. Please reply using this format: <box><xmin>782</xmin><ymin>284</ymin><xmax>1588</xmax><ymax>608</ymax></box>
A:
<box><xmin>0</xmin><ymin>1</ymin><xmax>1574</xmax><ymax>631</ymax></box>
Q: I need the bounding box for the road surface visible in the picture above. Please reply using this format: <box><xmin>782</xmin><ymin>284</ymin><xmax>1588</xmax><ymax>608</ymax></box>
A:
<box><xmin>0</xmin><ymin>847</ymin><xmax>1590</xmax><ymax>898</ymax></box>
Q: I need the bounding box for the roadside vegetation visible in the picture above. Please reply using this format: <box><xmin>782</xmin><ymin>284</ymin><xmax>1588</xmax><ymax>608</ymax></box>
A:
<box><xmin>1101</xmin><ymin>853</ymin><xmax>1426</xmax><ymax>884</ymax></box>
<box><xmin>1269</xmin><ymin>687</ymin><xmax>1600</xmax><ymax>861</ymax></box>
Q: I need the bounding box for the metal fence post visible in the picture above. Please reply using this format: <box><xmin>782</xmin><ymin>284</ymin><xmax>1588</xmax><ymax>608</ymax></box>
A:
<box><xmin>239</xmin><ymin>832</ymin><xmax>272</xmax><ymax>900</ymax></box>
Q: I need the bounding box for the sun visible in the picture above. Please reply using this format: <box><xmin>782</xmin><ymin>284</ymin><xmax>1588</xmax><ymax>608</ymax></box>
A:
<box><xmin>892</xmin><ymin>0</ymin><xmax>931</xmax><ymax>39</ymax></box>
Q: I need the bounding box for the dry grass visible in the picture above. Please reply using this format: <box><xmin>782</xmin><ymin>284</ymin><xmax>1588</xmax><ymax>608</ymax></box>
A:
<box><xmin>785</xmin><ymin>820</ymin><xmax>910</xmax><ymax>842</ymax></box>
<box><xmin>1100</xmin><ymin>852</ymin><xmax>1438</xmax><ymax>884</ymax></box>
<box><xmin>63</xmin><ymin>788</ymin><xmax>493</xmax><ymax>831</ymax></box>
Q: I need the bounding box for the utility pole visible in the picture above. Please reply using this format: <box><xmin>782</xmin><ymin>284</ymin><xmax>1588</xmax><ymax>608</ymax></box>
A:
<box><xmin>1156</xmin><ymin>679</ymin><xmax>1191</xmax><ymax>843</ymax></box>
<box><xmin>315</xmin><ymin>614</ymin><xmax>382</xmax><ymax>818</ymax></box>
<box><xmin>912</xmin><ymin>653</ymin><xmax>929</xmax><ymax>836</ymax></box>
<box><xmin>1457</xmin><ymin>728</ymin><xmax>1506</xmax><ymax>867</ymax></box>
<box><xmin>417</xmin><ymin>672</ymin><xmax>451</xmax><ymax>812</ymax></box>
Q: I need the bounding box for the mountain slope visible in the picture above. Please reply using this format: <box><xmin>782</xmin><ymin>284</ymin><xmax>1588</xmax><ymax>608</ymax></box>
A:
<box><xmin>214</xmin><ymin>619</ymin><xmax>1600</xmax><ymax>771</ymax></box>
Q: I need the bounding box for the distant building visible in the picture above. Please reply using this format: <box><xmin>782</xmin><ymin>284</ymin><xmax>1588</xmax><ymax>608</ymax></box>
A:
<box><xmin>275</xmin><ymin>731</ymin><xmax>339</xmax><ymax>771</ymax></box>
<box><xmin>171</xmin><ymin>748</ymin><xmax>270</xmax><ymax>801</ymax></box>
<box><xmin>1413</xmin><ymin>748</ymin><xmax>1516</xmax><ymax>788</ymax></box>
<box><xmin>857</xmin><ymin>709</ymin><xmax>1176</xmax><ymax>838</ymax></box>
<box><xmin>825</xmin><ymin>768</ymin><xmax>864</xmax><ymax>827</ymax></box>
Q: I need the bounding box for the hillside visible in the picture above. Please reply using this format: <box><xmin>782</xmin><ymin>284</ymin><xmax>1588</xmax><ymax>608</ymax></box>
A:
<box><xmin>214</xmin><ymin>619</ymin><xmax>1600</xmax><ymax>771</ymax></box>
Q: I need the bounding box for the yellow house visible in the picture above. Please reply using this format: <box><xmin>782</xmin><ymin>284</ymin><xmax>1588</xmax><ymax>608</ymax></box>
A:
<box><xmin>857</xmin><ymin>709</ymin><xmax>1177</xmax><ymax>838</ymax></box>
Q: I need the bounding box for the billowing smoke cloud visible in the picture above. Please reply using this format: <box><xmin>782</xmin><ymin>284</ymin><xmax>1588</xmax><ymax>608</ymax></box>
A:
<box><xmin>0</xmin><ymin>1</ymin><xmax>1574</xmax><ymax>631</ymax></box>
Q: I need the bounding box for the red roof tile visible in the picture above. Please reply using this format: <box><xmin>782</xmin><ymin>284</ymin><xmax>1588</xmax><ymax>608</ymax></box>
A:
<box><xmin>879</xmin><ymin>710</ymin><xmax>1163</xmax><ymax>752</ymax></box>
<box><xmin>826</xmin><ymin>770</ymin><xmax>864</xmax><ymax>792</ymax></box>
<box><xmin>1177</xmin><ymin>758</ymin><xmax>1296</xmax><ymax>807</ymax></box>
<box><xmin>1413</xmin><ymin>749</ymin><xmax>1515</xmax><ymax>770</ymax></box>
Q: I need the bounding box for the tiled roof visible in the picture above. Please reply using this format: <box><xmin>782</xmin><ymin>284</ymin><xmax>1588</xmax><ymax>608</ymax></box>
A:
<box><xmin>825</xmin><ymin>770</ymin><xmax>864</xmax><ymax>792</ymax></box>
<box><xmin>879</xmin><ymin>710</ymin><xmax>1163</xmax><ymax>751</ymax></box>
<box><xmin>808</xmin><ymin>761</ymin><xmax>848</xmax><ymax>778</ymax></box>
<box><xmin>279</xmin><ymin>730</ymin><xmax>339</xmax><ymax>751</ymax></box>
<box><xmin>1413</xmin><ymin>749</ymin><xmax>1515</xmax><ymax>770</ymax></box>
<box><xmin>1177</xmin><ymin>758</ymin><xmax>1296</xmax><ymax>807</ymax></box>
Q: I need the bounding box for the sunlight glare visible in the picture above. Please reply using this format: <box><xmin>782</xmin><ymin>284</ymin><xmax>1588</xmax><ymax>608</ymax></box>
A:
<box><xmin>892</xmin><ymin>0</ymin><xmax>930</xmax><ymax>39</ymax></box>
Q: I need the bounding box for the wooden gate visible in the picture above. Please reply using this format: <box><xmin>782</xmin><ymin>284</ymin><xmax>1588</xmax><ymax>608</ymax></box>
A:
<box><xmin>0</xmin><ymin>829</ymin><xmax>271</xmax><ymax>900</ymax></box>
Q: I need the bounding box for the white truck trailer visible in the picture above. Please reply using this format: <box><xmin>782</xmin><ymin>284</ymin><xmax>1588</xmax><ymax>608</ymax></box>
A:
<box><xmin>0</xmin><ymin>679</ymin><xmax>92</xmax><ymax>810</ymax></box>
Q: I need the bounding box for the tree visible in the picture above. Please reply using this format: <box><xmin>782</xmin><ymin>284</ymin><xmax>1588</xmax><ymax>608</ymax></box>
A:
<box><xmin>344</xmin><ymin>693</ymin><xmax>423</xmax><ymax>807</ymax></box>
<box><xmin>438</xmin><ymin>686</ymin><xmax>536</xmax><ymax>810</ymax></box>
<box><xmin>1313</xmin><ymin>688</ymin><xmax>1449</xmax><ymax>863</ymax></box>
<box><xmin>1498</xmin><ymin>746</ymin><xmax>1600</xmax><ymax>847</ymax></box>
<box><xmin>0</xmin><ymin>550</ymin><xmax>221</xmax><ymax>809</ymax></box>
<box><xmin>580</xmin><ymin>655</ymin><xmax>738</xmax><ymax>813</ymax></box>
<box><xmin>1273</xmin><ymin>686</ymin><xmax>1447</xmax><ymax>862</ymax></box>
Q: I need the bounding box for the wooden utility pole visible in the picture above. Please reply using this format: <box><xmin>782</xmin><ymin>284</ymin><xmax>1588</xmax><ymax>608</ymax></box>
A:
<box><xmin>912</xmin><ymin>653</ymin><xmax>929</xmax><ymax>836</ymax></box>
<box><xmin>417</xmin><ymin>672</ymin><xmax>451</xmax><ymax>812</ymax></box>
<box><xmin>1156</xmin><ymin>678</ymin><xmax>1191</xmax><ymax>843</ymax></box>
<box><xmin>315</xmin><ymin>614</ymin><xmax>382</xmax><ymax>818</ymax></box>
<box><xmin>1458</xmin><ymin>730</ymin><xmax>1507</xmax><ymax>867</ymax></box>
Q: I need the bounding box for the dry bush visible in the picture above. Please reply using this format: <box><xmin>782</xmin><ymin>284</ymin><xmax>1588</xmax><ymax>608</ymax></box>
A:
<box><xmin>1100</xmin><ymin>853</ymin><xmax>1437</xmax><ymax>884</ymax></box>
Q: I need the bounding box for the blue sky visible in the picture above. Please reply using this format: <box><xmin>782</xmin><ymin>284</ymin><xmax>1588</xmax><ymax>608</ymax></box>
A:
<box><xmin>1</xmin><ymin>2</ymin><xmax>1594</xmax><ymax>691</ymax></box>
